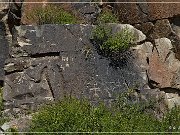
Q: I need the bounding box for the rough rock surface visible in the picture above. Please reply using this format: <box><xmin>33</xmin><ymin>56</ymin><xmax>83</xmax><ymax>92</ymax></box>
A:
<box><xmin>0</xmin><ymin>0</ymin><xmax>9</xmax><ymax>20</ymax></box>
<box><xmin>1</xmin><ymin>115</ymin><xmax>32</xmax><ymax>132</ymax></box>
<box><xmin>113</xmin><ymin>0</ymin><xmax>180</xmax><ymax>24</ymax></box>
<box><xmin>148</xmin><ymin>38</ymin><xmax>180</xmax><ymax>89</ymax></box>
<box><xmin>134</xmin><ymin>19</ymin><xmax>173</xmax><ymax>40</ymax></box>
<box><xmin>132</xmin><ymin>38</ymin><xmax>180</xmax><ymax>109</ymax></box>
<box><xmin>3</xmin><ymin>24</ymin><xmax>149</xmax><ymax>115</ymax></box>
<box><xmin>166</xmin><ymin>93</ymin><xmax>180</xmax><ymax>109</ymax></box>
<box><xmin>0</xmin><ymin>22</ymin><xmax>9</xmax><ymax>82</ymax></box>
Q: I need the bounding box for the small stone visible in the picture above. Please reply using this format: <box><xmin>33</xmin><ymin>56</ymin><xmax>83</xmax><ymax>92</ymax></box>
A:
<box><xmin>1</xmin><ymin>123</ymin><xmax>10</xmax><ymax>131</ymax></box>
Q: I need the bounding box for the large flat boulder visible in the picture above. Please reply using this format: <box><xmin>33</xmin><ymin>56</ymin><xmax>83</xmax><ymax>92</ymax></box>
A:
<box><xmin>3</xmin><ymin>24</ymin><xmax>148</xmax><ymax>115</ymax></box>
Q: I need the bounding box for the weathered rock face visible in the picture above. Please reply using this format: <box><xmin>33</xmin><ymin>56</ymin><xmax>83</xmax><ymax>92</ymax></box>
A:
<box><xmin>0</xmin><ymin>0</ymin><xmax>9</xmax><ymax>20</ymax></box>
<box><xmin>1</xmin><ymin>22</ymin><xmax>180</xmax><ymax>115</ymax></box>
<box><xmin>148</xmin><ymin>38</ymin><xmax>180</xmax><ymax>89</ymax></box>
<box><xmin>113</xmin><ymin>0</ymin><xmax>180</xmax><ymax>24</ymax></box>
<box><xmin>0</xmin><ymin>22</ymin><xmax>9</xmax><ymax>82</ymax></box>
<box><xmin>0</xmin><ymin>0</ymin><xmax>9</xmax><ymax>82</ymax></box>
<box><xmin>3</xmin><ymin>24</ymin><xmax>150</xmax><ymax>115</ymax></box>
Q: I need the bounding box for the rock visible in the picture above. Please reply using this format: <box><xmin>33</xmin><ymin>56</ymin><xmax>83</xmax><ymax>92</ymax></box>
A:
<box><xmin>134</xmin><ymin>22</ymin><xmax>154</xmax><ymax>38</ymax></box>
<box><xmin>3</xmin><ymin>24</ymin><xmax>148</xmax><ymax>115</ymax></box>
<box><xmin>114</xmin><ymin>0</ymin><xmax>180</xmax><ymax>24</ymax></box>
<box><xmin>1</xmin><ymin>115</ymin><xmax>32</xmax><ymax>132</ymax></box>
<box><xmin>1</xmin><ymin>123</ymin><xmax>10</xmax><ymax>131</ymax></box>
<box><xmin>171</xmin><ymin>16</ymin><xmax>180</xmax><ymax>37</ymax></box>
<box><xmin>150</xmin><ymin>19</ymin><xmax>173</xmax><ymax>39</ymax></box>
<box><xmin>139</xmin><ymin>88</ymin><xmax>168</xmax><ymax>119</ymax></box>
<box><xmin>73</xmin><ymin>2</ymin><xmax>101</xmax><ymax>24</ymax></box>
<box><xmin>132</xmin><ymin>42</ymin><xmax>153</xmax><ymax>71</ymax></box>
<box><xmin>134</xmin><ymin>19</ymin><xmax>173</xmax><ymax>40</ymax></box>
<box><xmin>0</xmin><ymin>22</ymin><xmax>9</xmax><ymax>81</ymax></box>
<box><xmin>148</xmin><ymin>49</ymin><xmax>173</xmax><ymax>88</ymax></box>
<box><xmin>0</xmin><ymin>0</ymin><xmax>10</xmax><ymax>80</ymax></box>
<box><xmin>0</xmin><ymin>0</ymin><xmax>9</xmax><ymax>21</ymax></box>
<box><xmin>148</xmin><ymin>38</ymin><xmax>180</xmax><ymax>89</ymax></box>
<box><xmin>165</xmin><ymin>92</ymin><xmax>180</xmax><ymax>109</ymax></box>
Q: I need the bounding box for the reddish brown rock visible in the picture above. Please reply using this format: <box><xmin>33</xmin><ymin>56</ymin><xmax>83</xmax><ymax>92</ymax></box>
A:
<box><xmin>148</xmin><ymin>48</ymin><xmax>173</xmax><ymax>88</ymax></box>
<box><xmin>147</xmin><ymin>38</ymin><xmax>180</xmax><ymax>89</ymax></box>
<box><xmin>114</xmin><ymin>0</ymin><xmax>180</xmax><ymax>24</ymax></box>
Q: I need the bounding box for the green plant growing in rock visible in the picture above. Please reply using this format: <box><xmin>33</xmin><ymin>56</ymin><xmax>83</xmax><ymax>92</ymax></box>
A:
<box><xmin>102</xmin><ymin>28</ymin><xmax>134</xmax><ymax>52</ymax></box>
<box><xmin>27</xmin><ymin>5</ymin><xmax>78</xmax><ymax>25</ymax></box>
<box><xmin>162</xmin><ymin>106</ymin><xmax>180</xmax><ymax>132</ymax></box>
<box><xmin>28</xmin><ymin>94</ymin><xmax>180</xmax><ymax>133</ymax></box>
<box><xmin>0</xmin><ymin>87</ymin><xmax>5</xmax><ymax>126</ymax></box>
<box><xmin>97</xmin><ymin>10</ymin><xmax>119</xmax><ymax>24</ymax></box>
<box><xmin>91</xmin><ymin>25</ymin><xmax>134</xmax><ymax>54</ymax></box>
<box><xmin>91</xmin><ymin>24</ymin><xmax>112</xmax><ymax>44</ymax></box>
<box><xmin>0</xmin><ymin>87</ymin><xmax>3</xmax><ymax>113</ymax></box>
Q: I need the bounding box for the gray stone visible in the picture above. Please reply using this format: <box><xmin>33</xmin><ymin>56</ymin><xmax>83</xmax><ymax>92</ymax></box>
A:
<box><xmin>165</xmin><ymin>93</ymin><xmax>180</xmax><ymax>109</ymax></box>
<box><xmin>3</xmin><ymin>24</ymin><xmax>148</xmax><ymax>114</ymax></box>
<box><xmin>72</xmin><ymin>2</ymin><xmax>101</xmax><ymax>24</ymax></box>
<box><xmin>0</xmin><ymin>0</ymin><xmax>9</xmax><ymax>21</ymax></box>
<box><xmin>0</xmin><ymin>22</ymin><xmax>9</xmax><ymax>81</ymax></box>
<box><xmin>1</xmin><ymin>123</ymin><xmax>10</xmax><ymax>131</ymax></box>
<box><xmin>1</xmin><ymin>115</ymin><xmax>32</xmax><ymax>132</ymax></box>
